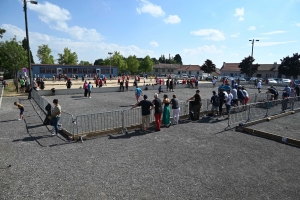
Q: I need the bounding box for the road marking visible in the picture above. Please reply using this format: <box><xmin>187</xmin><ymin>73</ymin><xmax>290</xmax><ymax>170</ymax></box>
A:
<box><xmin>0</xmin><ymin>86</ymin><xmax>3</xmax><ymax>109</ymax></box>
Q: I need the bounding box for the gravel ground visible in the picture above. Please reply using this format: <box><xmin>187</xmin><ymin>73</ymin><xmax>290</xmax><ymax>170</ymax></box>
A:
<box><xmin>1</xmin><ymin>90</ymin><xmax>300</xmax><ymax>199</ymax></box>
<box><xmin>248</xmin><ymin>111</ymin><xmax>300</xmax><ymax>141</ymax></box>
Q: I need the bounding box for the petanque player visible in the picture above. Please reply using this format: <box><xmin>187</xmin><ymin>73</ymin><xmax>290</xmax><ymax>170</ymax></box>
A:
<box><xmin>187</xmin><ymin>90</ymin><xmax>202</xmax><ymax>120</ymax></box>
<box><xmin>135</xmin><ymin>86</ymin><xmax>143</xmax><ymax>103</ymax></box>
<box><xmin>14</xmin><ymin>102</ymin><xmax>24</xmax><ymax>120</ymax></box>
<box><xmin>131</xmin><ymin>94</ymin><xmax>154</xmax><ymax>131</ymax></box>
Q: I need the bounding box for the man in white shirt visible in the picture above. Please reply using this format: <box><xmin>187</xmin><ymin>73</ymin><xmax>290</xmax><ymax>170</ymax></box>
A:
<box><xmin>212</xmin><ymin>78</ymin><xmax>217</xmax><ymax>88</ymax></box>
<box><xmin>257</xmin><ymin>80</ymin><xmax>262</xmax><ymax>93</ymax></box>
<box><xmin>231</xmin><ymin>88</ymin><xmax>238</xmax><ymax>106</ymax></box>
<box><xmin>225</xmin><ymin>90</ymin><xmax>233</xmax><ymax>119</ymax></box>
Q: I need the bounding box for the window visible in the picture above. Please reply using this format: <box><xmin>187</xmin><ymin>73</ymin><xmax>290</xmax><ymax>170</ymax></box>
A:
<box><xmin>167</xmin><ymin>69</ymin><xmax>170</xmax><ymax>72</ymax></box>
<box><xmin>40</xmin><ymin>68</ymin><xmax>45</xmax><ymax>73</ymax></box>
<box><xmin>62</xmin><ymin>68</ymin><xmax>66</xmax><ymax>74</ymax></box>
<box><xmin>83</xmin><ymin>68</ymin><xmax>87</xmax><ymax>73</ymax></box>
<box><xmin>51</xmin><ymin>68</ymin><xmax>56</xmax><ymax>73</ymax></box>
<box><xmin>155</xmin><ymin>69</ymin><xmax>158</xmax><ymax>72</ymax></box>
<box><xmin>162</xmin><ymin>69</ymin><xmax>165</xmax><ymax>72</ymax></box>
<box><xmin>87</xmin><ymin>68</ymin><xmax>92</xmax><ymax>73</ymax></box>
<box><xmin>111</xmin><ymin>69</ymin><xmax>113</xmax><ymax>74</ymax></box>
<box><xmin>68</xmin><ymin>68</ymin><xmax>72</xmax><ymax>73</ymax></box>
<box><xmin>73</xmin><ymin>68</ymin><xmax>78</xmax><ymax>74</ymax></box>
<box><xmin>46</xmin><ymin>68</ymin><xmax>51</xmax><ymax>73</ymax></box>
<box><xmin>78</xmin><ymin>68</ymin><xmax>82</xmax><ymax>73</ymax></box>
<box><xmin>257</xmin><ymin>74</ymin><xmax>262</xmax><ymax>77</ymax></box>
<box><xmin>189</xmin><ymin>71</ymin><xmax>191</xmax><ymax>74</ymax></box>
<box><xmin>93</xmin><ymin>68</ymin><xmax>96</xmax><ymax>73</ymax></box>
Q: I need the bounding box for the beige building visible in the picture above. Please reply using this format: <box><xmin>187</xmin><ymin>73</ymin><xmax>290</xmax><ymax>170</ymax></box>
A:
<box><xmin>151</xmin><ymin>63</ymin><xmax>181</xmax><ymax>76</ymax></box>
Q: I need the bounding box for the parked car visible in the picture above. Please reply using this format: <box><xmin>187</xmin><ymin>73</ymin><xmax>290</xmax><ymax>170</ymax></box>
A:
<box><xmin>273</xmin><ymin>78</ymin><xmax>280</xmax><ymax>83</ymax></box>
<box><xmin>190</xmin><ymin>75</ymin><xmax>195</xmax><ymax>79</ymax></box>
<box><xmin>181</xmin><ymin>74</ymin><xmax>188</xmax><ymax>78</ymax></box>
<box><xmin>206</xmin><ymin>76</ymin><xmax>213</xmax><ymax>81</ymax></box>
<box><xmin>294</xmin><ymin>80</ymin><xmax>300</xmax><ymax>85</ymax></box>
<box><xmin>268</xmin><ymin>78</ymin><xmax>277</xmax><ymax>84</ymax></box>
<box><xmin>281</xmin><ymin>79</ymin><xmax>291</xmax><ymax>84</ymax></box>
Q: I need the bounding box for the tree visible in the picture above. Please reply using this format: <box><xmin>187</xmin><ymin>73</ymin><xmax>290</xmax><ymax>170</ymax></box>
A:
<box><xmin>94</xmin><ymin>58</ymin><xmax>104</xmax><ymax>65</ymax></box>
<box><xmin>201</xmin><ymin>59</ymin><xmax>216</xmax><ymax>74</ymax></box>
<box><xmin>278</xmin><ymin>53</ymin><xmax>300</xmax><ymax>78</ymax></box>
<box><xmin>159</xmin><ymin>55</ymin><xmax>166</xmax><ymax>63</ymax></box>
<box><xmin>0</xmin><ymin>37</ymin><xmax>27</xmax><ymax>92</ymax></box>
<box><xmin>140</xmin><ymin>55</ymin><xmax>153</xmax><ymax>73</ymax></box>
<box><xmin>78</xmin><ymin>60</ymin><xmax>90</xmax><ymax>65</ymax></box>
<box><xmin>238</xmin><ymin>56</ymin><xmax>260</xmax><ymax>77</ymax></box>
<box><xmin>21</xmin><ymin>37</ymin><xmax>35</xmax><ymax>64</ymax></box>
<box><xmin>151</xmin><ymin>57</ymin><xmax>159</xmax><ymax>64</ymax></box>
<box><xmin>126</xmin><ymin>55</ymin><xmax>139</xmax><ymax>74</ymax></box>
<box><xmin>37</xmin><ymin>44</ymin><xmax>54</xmax><ymax>64</ymax></box>
<box><xmin>0</xmin><ymin>28</ymin><xmax>6</xmax><ymax>38</ymax></box>
<box><xmin>57</xmin><ymin>47</ymin><xmax>78</xmax><ymax>65</ymax></box>
<box><xmin>174</xmin><ymin>54</ymin><xmax>182</xmax><ymax>64</ymax></box>
<box><xmin>104</xmin><ymin>51</ymin><xmax>127</xmax><ymax>74</ymax></box>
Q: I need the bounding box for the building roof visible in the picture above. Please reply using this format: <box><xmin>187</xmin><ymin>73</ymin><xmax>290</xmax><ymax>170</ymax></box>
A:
<box><xmin>220</xmin><ymin>62</ymin><xmax>278</xmax><ymax>72</ymax></box>
<box><xmin>220</xmin><ymin>63</ymin><xmax>240</xmax><ymax>72</ymax></box>
<box><xmin>32</xmin><ymin>64</ymin><xmax>117</xmax><ymax>68</ymax></box>
<box><xmin>177</xmin><ymin>65</ymin><xmax>201</xmax><ymax>71</ymax></box>
<box><xmin>153</xmin><ymin>63</ymin><xmax>181</xmax><ymax>69</ymax></box>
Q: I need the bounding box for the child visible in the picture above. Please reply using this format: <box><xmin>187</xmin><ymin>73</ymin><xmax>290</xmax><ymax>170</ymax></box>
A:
<box><xmin>14</xmin><ymin>102</ymin><xmax>24</xmax><ymax>120</ymax></box>
<box><xmin>158</xmin><ymin>85</ymin><xmax>163</xmax><ymax>94</ymax></box>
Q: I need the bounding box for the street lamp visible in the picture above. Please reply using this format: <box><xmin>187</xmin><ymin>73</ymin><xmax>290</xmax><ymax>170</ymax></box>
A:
<box><xmin>23</xmin><ymin>0</ymin><xmax>38</xmax><ymax>88</ymax></box>
<box><xmin>249</xmin><ymin>39</ymin><xmax>259</xmax><ymax>77</ymax></box>
<box><xmin>108</xmin><ymin>52</ymin><xmax>113</xmax><ymax>79</ymax></box>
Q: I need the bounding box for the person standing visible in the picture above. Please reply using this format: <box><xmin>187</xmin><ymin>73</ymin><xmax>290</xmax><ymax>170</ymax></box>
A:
<box><xmin>87</xmin><ymin>82</ymin><xmax>92</xmax><ymax>98</ymax></box>
<box><xmin>237</xmin><ymin>86</ymin><xmax>246</xmax><ymax>105</ymax></box>
<box><xmin>231</xmin><ymin>87</ymin><xmax>238</xmax><ymax>106</ymax></box>
<box><xmin>135</xmin><ymin>86</ymin><xmax>143</xmax><ymax>103</ymax></box>
<box><xmin>152</xmin><ymin>93</ymin><xmax>163</xmax><ymax>131</ymax></box>
<box><xmin>14</xmin><ymin>102</ymin><xmax>24</xmax><ymax>120</ymax></box>
<box><xmin>257</xmin><ymin>80</ymin><xmax>262</xmax><ymax>93</ymax></box>
<box><xmin>187</xmin><ymin>90</ymin><xmax>202</xmax><ymax>120</ymax></box>
<box><xmin>50</xmin><ymin>99</ymin><xmax>61</xmax><ymax>136</ymax></box>
<box><xmin>162</xmin><ymin>94</ymin><xmax>171</xmax><ymax>127</ymax></box>
<box><xmin>131</xmin><ymin>95</ymin><xmax>154</xmax><ymax>131</ymax></box>
<box><xmin>170</xmin><ymin>94</ymin><xmax>180</xmax><ymax>125</ymax></box>
<box><xmin>125</xmin><ymin>80</ymin><xmax>129</xmax><ymax>91</ymax></box>
<box><xmin>83</xmin><ymin>81</ymin><xmax>88</xmax><ymax>97</ymax></box>
<box><xmin>225</xmin><ymin>90</ymin><xmax>233</xmax><ymax>119</ymax></box>
<box><xmin>166</xmin><ymin>79</ymin><xmax>169</xmax><ymax>92</ymax></box>
<box><xmin>218</xmin><ymin>88</ymin><xmax>227</xmax><ymax>116</ymax></box>
<box><xmin>120</xmin><ymin>81</ymin><xmax>124</xmax><ymax>92</ymax></box>
<box><xmin>66</xmin><ymin>78</ymin><xmax>72</xmax><ymax>89</ymax></box>
<box><xmin>169</xmin><ymin>79</ymin><xmax>174</xmax><ymax>92</ymax></box>
<box><xmin>242</xmin><ymin>86</ymin><xmax>250</xmax><ymax>105</ymax></box>
<box><xmin>210</xmin><ymin>91</ymin><xmax>219</xmax><ymax>118</ymax></box>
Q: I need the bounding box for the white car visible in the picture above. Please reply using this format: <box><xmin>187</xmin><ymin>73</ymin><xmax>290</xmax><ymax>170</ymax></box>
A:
<box><xmin>181</xmin><ymin>74</ymin><xmax>188</xmax><ymax>78</ymax></box>
<box><xmin>268</xmin><ymin>78</ymin><xmax>277</xmax><ymax>84</ymax></box>
<box><xmin>281</xmin><ymin>79</ymin><xmax>291</xmax><ymax>83</ymax></box>
<box><xmin>190</xmin><ymin>75</ymin><xmax>195</xmax><ymax>78</ymax></box>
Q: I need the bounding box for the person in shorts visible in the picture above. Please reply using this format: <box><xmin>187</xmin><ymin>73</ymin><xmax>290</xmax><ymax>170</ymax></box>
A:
<box><xmin>225</xmin><ymin>90</ymin><xmax>233</xmax><ymax>119</ymax></box>
<box><xmin>131</xmin><ymin>94</ymin><xmax>154</xmax><ymax>131</ymax></box>
<box><xmin>14</xmin><ymin>102</ymin><xmax>24</xmax><ymax>120</ymax></box>
<box><xmin>135</xmin><ymin>86</ymin><xmax>143</xmax><ymax>103</ymax></box>
<box><xmin>210</xmin><ymin>91</ymin><xmax>219</xmax><ymax>118</ymax></box>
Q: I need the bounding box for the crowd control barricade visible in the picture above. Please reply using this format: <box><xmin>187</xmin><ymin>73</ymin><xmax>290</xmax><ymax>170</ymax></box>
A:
<box><xmin>60</xmin><ymin>112</ymin><xmax>75</xmax><ymax>136</ymax></box>
<box><xmin>292</xmin><ymin>97</ymin><xmax>300</xmax><ymax>110</ymax></box>
<box><xmin>227</xmin><ymin>105</ymin><xmax>250</xmax><ymax>128</ymax></box>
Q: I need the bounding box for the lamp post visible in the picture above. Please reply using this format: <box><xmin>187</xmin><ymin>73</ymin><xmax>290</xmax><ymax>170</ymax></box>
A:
<box><xmin>23</xmin><ymin>0</ymin><xmax>38</xmax><ymax>87</ymax></box>
<box><xmin>249</xmin><ymin>39</ymin><xmax>259</xmax><ymax>77</ymax></box>
<box><xmin>108</xmin><ymin>52</ymin><xmax>113</xmax><ymax>79</ymax></box>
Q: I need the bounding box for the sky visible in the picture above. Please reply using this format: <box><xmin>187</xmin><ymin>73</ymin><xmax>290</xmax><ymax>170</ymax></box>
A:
<box><xmin>0</xmin><ymin>0</ymin><xmax>300</xmax><ymax>68</ymax></box>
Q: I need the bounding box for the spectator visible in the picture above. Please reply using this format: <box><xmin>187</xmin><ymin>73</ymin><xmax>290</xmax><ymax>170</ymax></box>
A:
<box><xmin>87</xmin><ymin>82</ymin><xmax>92</xmax><ymax>98</ymax></box>
<box><xmin>131</xmin><ymin>94</ymin><xmax>154</xmax><ymax>131</ymax></box>
<box><xmin>162</xmin><ymin>94</ymin><xmax>171</xmax><ymax>127</ymax></box>
<box><xmin>66</xmin><ymin>78</ymin><xmax>72</xmax><ymax>89</ymax></box>
<box><xmin>242</xmin><ymin>86</ymin><xmax>249</xmax><ymax>105</ymax></box>
<box><xmin>231</xmin><ymin>87</ymin><xmax>238</xmax><ymax>106</ymax></box>
<box><xmin>187</xmin><ymin>90</ymin><xmax>202</xmax><ymax>120</ymax></box>
<box><xmin>257</xmin><ymin>80</ymin><xmax>262</xmax><ymax>93</ymax></box>
<box><xmin>50</xmin><ymin>99</ymin><xmax>61</xmax><ymax>136</ymax></box>
<box><xmin>169</xmin><ymin>79</ymin><xmax>174</xmax><ymax>92</ymax></box>
<box><xmin>283</xmin><ymin>85</ymin><xmax>291</xmax><ymax>97</ymax></box>
<box><xmin>83</xmin><ymin>81</ymin><xmax>88</xmax><ymax>97</ymax></box>
<box><xmin>237</xmin><ymin>86</ymin><xmax>246</xmax><ymax>105</ymax></box>
<box><xmin>218</xmin><ymin>88</ymin><xmax>227</xmax><ymax>116</ymax></box>
<box><xmin>170</xmin><ymin>94</ymin><xmax>180</xmax><ymax>125</ymax></box>
<box><xmin>120</xmin><ymin>81</ymin><xmax>124</xmax><ymax>92</ymax></box>
<box><xmin>210</xmin><ymin>91</ymin><xmax>219</xmax><ymax>118</ymax></box>
<box><xmin>225</xmin><ymin>90</ymin><xmax>233</xmax><ymax>119</ymax></box>
<box><xmin>158</xmin><ymin>85</ymin><xmax>163</xmax><ymax>94</ymax></box>
<box><xmin>152</xmin><ymin>93</ymin><xmax>163</xmax><ymax>131</ymax></box>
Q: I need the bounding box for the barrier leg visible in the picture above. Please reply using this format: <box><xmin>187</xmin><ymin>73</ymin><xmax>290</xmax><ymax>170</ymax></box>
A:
<box><xmin>118</xmin><ymin>111</ymin><xmax>128</xmax><ymax>135</ymax></box>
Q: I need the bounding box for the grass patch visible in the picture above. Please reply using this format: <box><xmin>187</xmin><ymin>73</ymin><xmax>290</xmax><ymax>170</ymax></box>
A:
<box><xmin>3</xmin><ymin>81</ymin><xmax>27</xmax><ymax>97</ymax></box>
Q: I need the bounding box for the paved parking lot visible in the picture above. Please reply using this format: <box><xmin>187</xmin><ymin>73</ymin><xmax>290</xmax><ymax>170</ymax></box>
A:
<box><xmin>1</xmin><ymin>84</ymin><xmax>300</xmax><ymax>199</ymax></box>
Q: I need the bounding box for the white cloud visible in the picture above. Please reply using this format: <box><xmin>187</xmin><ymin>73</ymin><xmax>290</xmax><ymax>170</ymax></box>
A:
<box><xmin>27</xmin><ymin>2</ymin><xmax>102</xmax><ymax>41</ymax></box>
<box><xmin>136</xmin><ymin>0</ymin><xmax>165</xmax><ymax>17</ymax></box>
<box><xmin>150</xmin><ymin>41</ymin><xmax>158</xmax><ymax>47</ymax></box>
<box><xmin>230</xmin><ymin>53</ymin><xmax>239</xmax><ymax>57</ymax></box>
<box><xmin>234</xmin><ymin>7</ymin><xmax>244</xmax><ymax>21</ymax></box>
<box><xmin>191</xmin><ymin>29</ymin><xmax>225</xmax><ymax>41</ymax></box>
<box><xmin>296</xmin><ymin>23</ymin><xmax>300</xmax><ymax>27</ymax></box>
<box><xmin>268</xmin><ymin>53</ymin><xmax>273</xmax><ymax>56</ymax></box>
<box><xmin>248</xmin><ymin>26</ymin><xmax>256</xmax><ymax>31</ymax></box>
<box><xmin>255</xmin><ymin>41</ymin><xmax>297</xmax><ymax>46</ymax></box>
<box><xmin>1</xmin><ymin>24</ymin><xmax>155</xmax><ymax>63</ymax></box>
<box><xmin>164</xmin><ymin>15</ymin><xmax>181</xmax><ymax>24</ymax></box>
<box><xmin>260</xmin><ymin>31</ymin><xmax>286</xmax><ymax>35</ymax></box>
<box><xmin>230</xmin><ymin>33</ymin><xmax>240</xmax><ymax>37</ymax></box>
<box><xmin>183</xmin><ymin>45</ymin><xmax>223</xmax><ymax>56</ymax></box>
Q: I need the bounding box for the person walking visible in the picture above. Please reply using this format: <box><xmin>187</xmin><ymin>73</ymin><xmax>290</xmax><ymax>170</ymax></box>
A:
<box><xmin>170</xmin><ymin>94</ymin><xmax>180</xmax><ymax>125</ymax></box>
<box><xmin>152</xmin><ymin>93</ymin><xmax>163</xmax><ymax>131</ymax></box>
<box><xmin>257</xmin><ymin>80</ymin><xmax>262</xmax><ymax>93</ymax></box>
<box><xmin>83</xmin><ymin>81</ymin><xmax>88</xmax><ymax>97</ymax></box>
<box><xmin>135</xmin><ymin>86</ymin><xmax>143</xmax><ymax>103</ymax></box>
<box><xmin>50</xmin><ymin>99</ymin><xmax>62</xmax><ymax>136</ymax></box>
<box><xmin>162</xmin><ymin>94</ymin><xmax>171</xmax><ymax>127</ymax></box>
<box><xmin>14</xmin><ymin>102</ymin><xmax>24</xmax><ymax>120</ymax></box>
<box><xmin>87</xmin><ymin>82</ymin><xmax>92</xmax><ymax>98</ymax></box>
<box><xmin>131</xmin><ymin>95</ymin><xmax>154</xmax><ymax>131</ymax></box>
<box><xmin>187</xmin><ymin>90</ymin><xmax>202</xmax><ymax>120</ymax></box>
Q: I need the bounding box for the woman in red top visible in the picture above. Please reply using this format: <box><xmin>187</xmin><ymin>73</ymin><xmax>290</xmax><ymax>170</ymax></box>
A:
<box><xmin>95</xmin><ymin>78</ymin><xmax>99</xmax><ymax>87</ymax></box>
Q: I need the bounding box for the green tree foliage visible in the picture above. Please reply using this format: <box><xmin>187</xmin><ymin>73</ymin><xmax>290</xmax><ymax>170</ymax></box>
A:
<box><xmin>159</xmin><ymin>55</ymin><xmax>166</xmax><ymax>63</ymax></box>
<box><xmin>278</xmin><ymin>53</ymin><xmax>300</xmax><ymax>78</ymax></box>
<box><xmin>0</xmin><ymin>28</ymin><xmax>6</xmax><ymax>38</ymax></box>
<box><xmin>37</xmin><ymin>44</ymin><xmax>54</xmax><ymax>64</ymax></box>
<box><xmin>126</xmin><ymin>55</ymin><xmax>139</xmax><ymax>74</ymax></box>
<box><xmin>201</xmin><ymin>59</ymin><xmax>216</xmax><ymax>74</ymax></box>
<box><xmin>94</xmin><ymin>58</ymin><xmax>104</xmax><ymax>65</ymax></box>
<box><xmin>238</xmin><ymin>56</ymin><xmax>260</xmax><ymax>77</ymax></box>
<box><xmin>57</xmin><ymin>47</ymin><xmax>78</xmax><ymax>65</ymax></box>
<box><xmin>151</xmin><ymin>57</ymin><xmax>159</xmax><ymax>64</ymax></box>
<box><xmin>21</xmin><ymin>37</ymin><xmax>35</xmax><ymax>64</ymax></box>
<box><xmin>78</xmin><ymin>60</ymin><xmax>90</xmax><ymax>65</ymax></box>
<box><xmin>140</xmin><ymin>55</ymin><xmax>153</xmax><ymax>73</ymax></box>
<box><xmin>0</xmin><ymin>37</ymin><xmax>27</xmax><ymax>92</ymax></box>
<box><xmin>174</xmin><ymin>54</ymin><xmax>182</xmax><ymax>64</ymax></box>
<box><xmin>104</xmin><ymin>51</ymin><xmax>127</xmax><ymax>74</ymax></box>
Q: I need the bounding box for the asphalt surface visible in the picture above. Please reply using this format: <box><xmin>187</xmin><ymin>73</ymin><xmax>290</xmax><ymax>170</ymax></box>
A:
<box><xmin>1</xmin><ymin>85</ymin><xmax>300</xmax><ymax>199</ymax></box>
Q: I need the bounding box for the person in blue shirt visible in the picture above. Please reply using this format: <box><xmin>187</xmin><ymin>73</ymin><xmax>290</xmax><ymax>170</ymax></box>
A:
<box><xmin>87</xmin><ymin>82</ymin><xmax>92</xmax><ymax>98</ymax></box>
<box><xmin>135</xmin><ymin>86</ymin><xmax>143</xmax><ymax>103</ymax></box>
<box><xmin>158</xmin><ymin>85</ymin><xmax>163</xmax><ymax>94</ymax></box>
<box><xmin>224</xmin><ymin>83</ymin><xmax>232</xmax><ymax>92</ymax></box>
<box><xmin>218</xmin><ymin>83</ymin><xmax>226</xmax><ymax>93</ymax></box>
<box><xmin>283</xmin><ymin>85</ymin><xmax>291</xmax><ymax>97</ymax></box>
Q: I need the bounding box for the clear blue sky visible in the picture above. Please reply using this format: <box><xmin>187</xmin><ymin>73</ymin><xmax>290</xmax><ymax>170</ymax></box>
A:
<box><xmin>0</xmin><ymin>0</ymin><xmax>299</xmax><ymax>68</ymax></box>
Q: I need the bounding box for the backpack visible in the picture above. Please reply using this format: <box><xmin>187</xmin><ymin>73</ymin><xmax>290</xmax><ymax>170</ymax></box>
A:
<box><xmin>213</xmin><ymin>95</ymin><xmax>220</xmax><ymax>107</ymax></box>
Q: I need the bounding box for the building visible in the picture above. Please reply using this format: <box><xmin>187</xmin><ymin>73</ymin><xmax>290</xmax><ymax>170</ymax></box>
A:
<box><xmin>31</xmin><ymin>64</ymin><xmax>118</xmax><ymax>78</ymax></box>
<box><xmin>220</xmin><ymin>62</ymin><xmax>287</xmax><ymax>78</ymax></box>
<box><xmin>152</xmin><ymin>63</ymin><xmax>181</xmax><ymax>76</ymax></box>
<box><xmin>177</xmin><ymin>65</ymin><xmax>208</xmax><ymax>78</ymax></box>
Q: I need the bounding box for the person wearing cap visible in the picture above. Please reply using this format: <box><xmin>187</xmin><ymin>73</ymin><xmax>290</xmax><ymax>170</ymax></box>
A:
<box><xmin>257</xmin><ymin>80</ymin><xmax>262</xmax><ymax>93</ymax></box>
<box><xmin>131</xmin><ymin>94</ymin><xmax>154</xmax><ymax>131</ymax></box>
<box><xmin>187</xmin><ymin>90</ymin><xmax>202</xmax><ymax>120</ymax></box>
<box><xmin>152</xmin><ymin>93</ymin><xmax>163</xmax><ymax>131</ymax></box>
